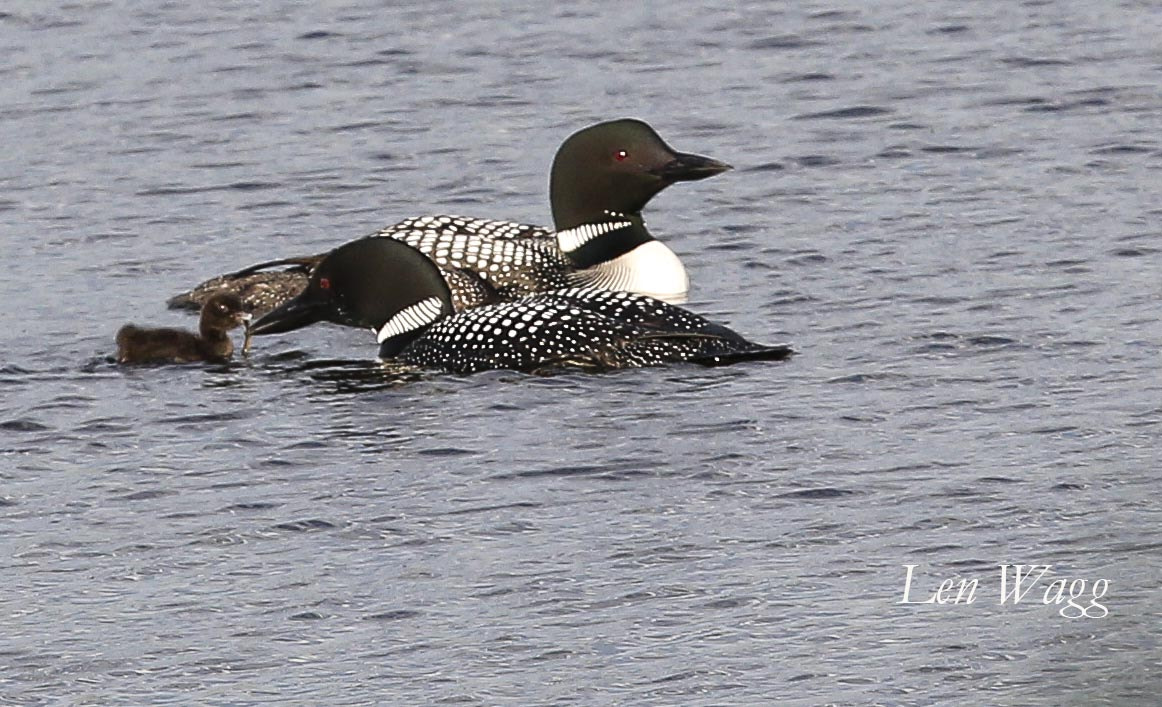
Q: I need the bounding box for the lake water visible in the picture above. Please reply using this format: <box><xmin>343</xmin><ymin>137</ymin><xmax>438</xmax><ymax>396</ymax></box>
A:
<box><xmin>1</xmin><ymin>1</ymin><xmax>1159</xmax><ymax>704</ymax></box>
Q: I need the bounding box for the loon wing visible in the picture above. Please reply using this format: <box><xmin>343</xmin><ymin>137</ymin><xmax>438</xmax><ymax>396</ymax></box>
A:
<box><xmin>530</xmin><ymin>288</ymin><xmax>744</xmax><ymax>339</ymax></box>
<box><xmin>437</xmin><ymin>266</ymin><xmax>503</xmax><ymax>312</ymax></box>
<box><xmin>378</xmin><ymin>215</ymin><xmax>569</xmax><ymax>297</ymax></box>
<box><xmin>385</xmin><ymin>215</ymin><xmax>553</xmax><ymax>242</ymax></box>
<box><xmin>222</xmin><ymin>254</ymin><xmax>324</xmax><ymax>279</ymax></box>
<box><xmin>167</xmin><ymin>254</ymin><xmax>323</xmax><ymax>315</ymax></box>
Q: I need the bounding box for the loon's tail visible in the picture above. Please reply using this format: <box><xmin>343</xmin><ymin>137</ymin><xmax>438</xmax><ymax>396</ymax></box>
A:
<box><xmin>691</xmin><ymin>343</ymin><xmax>795</xmax><ymax>366</ymax></box>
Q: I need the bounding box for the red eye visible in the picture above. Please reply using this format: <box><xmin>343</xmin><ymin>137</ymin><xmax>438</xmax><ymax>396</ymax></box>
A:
<box><xmin>319</xmin><ymin>277</ymin><xmax>331</xmax><ymax>290</ymax></box>
<box><xmin>614</xmin><ymin>150</ymin><xmax>628</xmax><ymax>161</ymax></box>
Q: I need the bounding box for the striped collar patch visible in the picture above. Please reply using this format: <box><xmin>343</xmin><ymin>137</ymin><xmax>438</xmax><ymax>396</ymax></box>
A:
<box><xmin>556</xmin><ymin>219</ymin><xmax>633</xmax><ymax>253</ymax></box>
<box><xmin>376</xmin><ymin>297</ymin><xmax>444</xmax><ymax>343</ymax></box>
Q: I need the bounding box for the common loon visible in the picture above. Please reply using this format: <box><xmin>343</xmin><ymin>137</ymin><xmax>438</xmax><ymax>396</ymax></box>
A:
<box><xmin>168</xmin><ymin>119</ymin><xmax>730</xmax><ymax>317</ymax></box>
<box><xmin>116</xmin><ymin>292</ymin><xmax>249</xmax><ymax>365</ymax></box>
<box><xmin>247</xmin><ymin>238</ymin><xmax>792</xmax><ymax>374</ymax></box>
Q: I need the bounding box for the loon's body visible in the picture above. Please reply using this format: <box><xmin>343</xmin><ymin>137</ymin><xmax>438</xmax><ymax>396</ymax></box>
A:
<box><xmin>168</xmin><ymin>119</ymin><xmax>730</xmax><ymax>317</ymax></box>
<box><xmin>402</xmin><ymin>287</ymin><xmax>788</xmax><ymax>374</ymax></box>
<box><xmin>117</xmin><ymin>292</ymin><xmax>249</xmax><ymax>365</ymax></box>
<box><xmin>248</xmin><ymin>238</ymin><xmax>791</xmax><ymax>374</ymax></box>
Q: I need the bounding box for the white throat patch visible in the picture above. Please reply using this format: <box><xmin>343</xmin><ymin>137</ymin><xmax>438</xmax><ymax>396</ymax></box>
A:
<box><xmin>376</xmin><ymin>297</ymin><xmax>444</xmax><ymax>343</ymax></box>
<box><xmin>568</xmin><ymin>241</ymin><xmax>690</xmax><ymax>304</ymax></box>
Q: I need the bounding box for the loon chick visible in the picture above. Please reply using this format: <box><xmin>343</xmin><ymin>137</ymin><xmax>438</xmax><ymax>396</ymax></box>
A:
<box><xmin>248</xmin><ymin>238</ymin><xmax>791</xmax><ymax>374</ymax></box>
<box><xmin>116</xmin><ymin>292</ymin><xmax>250</xmax><ymax>365</ymax></box>
<box><xmin>169</xmin><ymin>118</ymin><xmax>730</xmax><ymax>315</ymax></box>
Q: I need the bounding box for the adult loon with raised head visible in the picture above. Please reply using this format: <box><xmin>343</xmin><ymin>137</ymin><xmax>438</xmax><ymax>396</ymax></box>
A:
<box><xmin>168</xmin><ymin>119</ymin><xmax>730</xmax><ymax>316</ymax></box>
<box><xmin>247</xmin><ymin>238</ymin><xmax>792</xmax><ymax>374</ymax></box>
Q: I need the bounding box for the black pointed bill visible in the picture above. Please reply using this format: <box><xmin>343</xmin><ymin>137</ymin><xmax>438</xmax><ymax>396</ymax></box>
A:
<box><xmin>248</xmin><ymin>293</ymin><xmax>331</xmax><ymax>336</ymax></box>
<box><xmin>651</xmin><ymin>151</ymin><xmax>733</xmax><ymax>182</ymax></box>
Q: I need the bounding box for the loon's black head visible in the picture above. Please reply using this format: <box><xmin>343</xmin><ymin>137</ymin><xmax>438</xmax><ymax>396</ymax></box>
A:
<box><xmin>548</xmin><ymin>118</ymin><xmax>732</xmax><ymax>231</ymax></box>
<box><xmin>249</xmin><ymin>238</ymin><xmax>455</xmax><ymax>353</ymax></box>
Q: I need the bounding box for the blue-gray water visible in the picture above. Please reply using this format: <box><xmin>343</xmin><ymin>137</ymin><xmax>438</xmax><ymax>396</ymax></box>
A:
<box><xmin>2</xmin><ymin>1</ymin><xmax>1159</xmax><ymax>704</ymax></box>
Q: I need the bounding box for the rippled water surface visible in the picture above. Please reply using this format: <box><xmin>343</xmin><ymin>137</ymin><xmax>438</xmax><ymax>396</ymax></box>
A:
<box><xmin>2</xmin><ymin>1</ymin><xmax>1160</xmax><ymax>704</ymax></box>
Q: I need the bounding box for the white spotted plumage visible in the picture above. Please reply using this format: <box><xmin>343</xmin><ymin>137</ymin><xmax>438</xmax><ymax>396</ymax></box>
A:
<box><xmin>395</xmin><ymin>288</ymin><xmax>774</xmax><ymax>373</ymax></box>
<box><xmin>375</xmin><ymin>215</ymin><xmax>570</xmax><ymax>297</ymax></box>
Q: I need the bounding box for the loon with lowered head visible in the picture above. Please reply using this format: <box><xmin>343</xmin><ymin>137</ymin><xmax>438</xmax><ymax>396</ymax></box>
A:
<box><xmin>247</xmin><ymin>238</ymin><xmax>792</xmax><ymax>375</ymax></box>
<box><xmin>168</xmin><ymin>119</ymin><xmax>730</xmax><ymax>317</ymax></box>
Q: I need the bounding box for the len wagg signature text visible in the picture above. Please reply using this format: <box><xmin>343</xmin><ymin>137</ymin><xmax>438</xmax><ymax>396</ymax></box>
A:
<box><xmin>899</xmin><ymin>564</ymin><xmax>1109</xmax><ymax>619</ymax></box>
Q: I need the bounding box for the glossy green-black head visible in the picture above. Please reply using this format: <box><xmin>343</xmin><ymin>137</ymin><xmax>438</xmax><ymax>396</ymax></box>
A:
<box><xmin>248</xmin><ymin>238</ymin><xmax>454</xmax><ymax>348</ymax></box>
<box><xmin>548</xmin><ymin>118</ymin><xmax>732</xmax><ymax>230</ymax></box>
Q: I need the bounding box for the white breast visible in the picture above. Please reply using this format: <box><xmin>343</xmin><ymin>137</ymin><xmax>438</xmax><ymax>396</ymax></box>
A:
<box><xmin>569</xmin><ymin>241</ymin><xmax>690</xmax><ymax>304</ymax></box>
